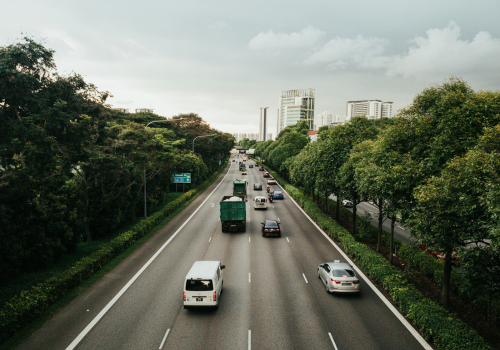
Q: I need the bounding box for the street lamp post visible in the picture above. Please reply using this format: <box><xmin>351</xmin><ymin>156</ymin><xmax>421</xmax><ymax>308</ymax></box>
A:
<box><xmin>192</xmin><ymin>134</ymin><xmax>215</xmax><ymax>153</ymax></box>
<box><xmin>144</xmin><ymin>118</ymin><xmax>185</xmax><ymax>220</ymax></box>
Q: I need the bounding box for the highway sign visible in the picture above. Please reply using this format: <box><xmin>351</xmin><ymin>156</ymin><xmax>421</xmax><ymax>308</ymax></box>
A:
<box><xmin>173</xmin><ymin>173</ymin><xmax>191</xmax><ymax>183</ymax></box>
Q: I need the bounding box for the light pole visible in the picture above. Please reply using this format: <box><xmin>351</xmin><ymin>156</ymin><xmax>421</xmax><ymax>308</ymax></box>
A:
<box><xmin>144</xmin><ymin>118</ymin><xmax>185</xmax><ymax>219</ymax></box>
<box><xmin>192</xmin><ymin>134</ymin><xmax>215</xmax><ymax>153</ymax></box>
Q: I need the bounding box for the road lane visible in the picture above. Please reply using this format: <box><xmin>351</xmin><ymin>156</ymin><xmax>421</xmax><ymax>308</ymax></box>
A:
<box><xmin>16</xmin><ymin>159</ymin><xmax>430</xmax><ymax>350</ymax></box>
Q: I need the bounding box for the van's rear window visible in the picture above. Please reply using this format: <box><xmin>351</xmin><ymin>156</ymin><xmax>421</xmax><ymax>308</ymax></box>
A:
<box><xmin>186</xmin><ymin>279</ymin><xmax>213</xmax><ymax>291</ymax></box>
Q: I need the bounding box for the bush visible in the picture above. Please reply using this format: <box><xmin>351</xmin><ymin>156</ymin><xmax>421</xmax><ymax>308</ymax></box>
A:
<box><xmin>0</xmin><ymin>161</ymin><xmax>228</xmax><ymax>344</ymax></box>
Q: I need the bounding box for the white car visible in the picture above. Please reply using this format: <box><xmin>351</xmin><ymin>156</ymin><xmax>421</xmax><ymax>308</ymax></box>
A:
<box><xmin>317</xmin><ymin>260</ymin><xmax>360</xmax><ymax>293</ymax></box>
<box><xmin>184</xmin><ymin>261</ymin><xmax>225</xmax><ymax>309</ymax></box>
<box><xmin>253</xmin><ymin>196</ymin><xmax>268</xmax><ymax>210</ymax></box>
<box><xmin>341</xmin><ymin>199</ymin><xmax>353</xmax><ymax>207</ymax></box>
<box><xmin>267</xmin><ymin>178</ymin><xmax>277</xmax><ymax>185</ymax></box>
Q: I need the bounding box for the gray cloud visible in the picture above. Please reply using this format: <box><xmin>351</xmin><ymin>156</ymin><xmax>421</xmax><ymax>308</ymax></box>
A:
<box><xmin>248</xmin><ymin>25</ymin><xmax>325</xmax><ymax>50</ymax></box>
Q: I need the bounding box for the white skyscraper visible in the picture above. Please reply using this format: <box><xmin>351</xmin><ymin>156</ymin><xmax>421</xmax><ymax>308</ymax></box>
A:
<box><xmin>278</xmin><ymin>89</ymin><xmax>315</xmax><ymax>133</ymax></box>
<box><xmin>346</xmin><ymin>100</ymin><xmax>394</xmax><ymax>119</ymax></box>
<box><xmin>259</xmin><ymin>107</ymin><xmax>268</xmax><ymax>141</ymax></box>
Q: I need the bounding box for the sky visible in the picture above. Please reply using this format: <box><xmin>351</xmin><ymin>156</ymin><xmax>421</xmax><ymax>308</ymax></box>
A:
<box><xmin>2</xmin><ymin>0</ymin><xmax>500</xmax><ymax>138</ymax></box>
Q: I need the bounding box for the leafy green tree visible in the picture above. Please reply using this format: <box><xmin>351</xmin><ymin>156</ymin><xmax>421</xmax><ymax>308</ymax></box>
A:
<box><xmin>0</xmin><ymin>38</ymin><xmax>107</xmax><ymax>274</ymax></box>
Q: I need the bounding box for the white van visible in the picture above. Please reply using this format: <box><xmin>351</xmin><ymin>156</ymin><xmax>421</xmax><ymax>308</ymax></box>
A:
<box><xmin>253</xmin><ymin>196</ymin><xmax>268</xmax><ymax>210</ymax></box>
<box><xmin>183</xmin><ymin>261</ymin><xmax>225</xmax><ymax>309</ymax></box>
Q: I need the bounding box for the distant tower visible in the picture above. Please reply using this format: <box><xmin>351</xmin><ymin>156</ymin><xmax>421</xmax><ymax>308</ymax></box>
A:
<box><xmin>259</xmin><ymin>107</ymin><xmax>268</xmax><ymax>141</ymax></box>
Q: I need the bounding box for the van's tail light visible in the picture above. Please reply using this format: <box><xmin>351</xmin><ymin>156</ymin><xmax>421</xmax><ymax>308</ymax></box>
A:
<box><xmin>276</xmin><ymin>229</ymin><xmax>280</xmax><ymax>231</ymax></box>
<box><xmin>352</xmin><ymin>280</ymin><xmax>360</xmax><ymax>284</ymax></box>
<box><xmin>264</xmin><ymin>229</ymin><xmax>268</xmax><ymax>232</ymax></box>
<box><xmin>213</xmin><ymin>291</ymin><xmax>217</xmax><ymax>302</ymax></box>
<box><xmin>183</xmin><ymin>292</ymin><xmax>186</xmax><ymax>301</ymax></box>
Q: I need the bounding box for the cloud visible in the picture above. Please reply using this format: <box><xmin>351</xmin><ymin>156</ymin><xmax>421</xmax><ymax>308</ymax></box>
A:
<box><xmin>248</xmin><ymin>25</ymin><xmax>325</xmax><ymax>50</ymax></box>
<box><xmin>387</xmin><ymin>22</ymin><xmax>500</xmax><ymax>80</ymax></box>
<box><xmin>302</xmin><ymin>22</ymin><xmax>500</xmax><ymax>81</ymax></box>
<box><xmin>208</xmin><ymin>21</ymin><xmax>230</xmax><ymax>30</ymax></box>
<box><xmin>304</xmin><ymin>35</ymin><xmax>389</xmax><ymax>70</ymax></box>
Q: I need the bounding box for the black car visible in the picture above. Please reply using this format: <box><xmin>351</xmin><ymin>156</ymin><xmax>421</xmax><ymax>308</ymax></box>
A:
<box><xmin>249</xmin><ymin>164</ymin><xmax>253</xmax><ymax>168</ymax></box>
<box><xmin>261</xmin><ymin>220</ymin><xmax>281</xmax><ymax>237</ymax></box>
<box><xmin>259</xmin><ymin>167</ymin><xmax>265</xmax><ymax>171</ymax></box>
<box><xmin>254</xmin><ymin>183</ymin><xmax>263</xmax><ymax>190</ymax></box>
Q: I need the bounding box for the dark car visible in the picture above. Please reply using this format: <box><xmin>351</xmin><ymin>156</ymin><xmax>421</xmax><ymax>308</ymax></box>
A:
<box><xmin>263</xmin><ymin>172</ymin><xmax>270</xmax><ymax>178</ymax></box>
<box><xmin>261</xmin><ymin>220</ymin><xmax>281</xmax><ymax>237</ymax></box>
<box><xmin>254</xmin><ymin>183</ymin><xmax>263</xmax><ymax>190</ymax></box>
<box><xmin>249</xmin><ymin>164</ymin><xmax>253</xmax><ymax>168</ymax></box>
<box><xmin>255</xmin><ymin>163</ymin><xmax>259</xmax><ymax>166</ymax></box>
<box><xmin>259</xmin><ymin>167</ymin><xmax>265</xmax><ymax>171</ymax></box>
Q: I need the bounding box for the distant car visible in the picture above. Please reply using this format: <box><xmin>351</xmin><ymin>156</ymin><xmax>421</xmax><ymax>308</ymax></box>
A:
<box><xmin>259</xmin><ymin>167</ymin><xmax>265</xmax><ymax>171</ymax></box>
<box><xmin>261</xmin><ymin>220</ymin><xmax>281</xmax><ymax>237</ymax></box>
<box><xmin>254</xmin><ymin>183</ymin><xmax>263</xmax><ymax>190</ymax></box>
<box><xmin>249</xmin><ymin>164</ymin><xmax>253</xmax><ymax>168</ymax></box>
<box><xmin>317</xmin><ymin>261</ymin><xmax>360</xmax><ymax>293</ymax></box>
<box><xmin>342</xmin><ymin>199</ymin><xmax>353</xmax><ymax>207</ymax></box>
<box><xmin>270</xmin><ymin>190</ymin><xmax>283</xmax><ymax>199</ymax></box>
<box><xmin>242</xmin><ymin>171</ymin><xmax>247</xmax><ymax>175</ymax></box>
<box><xmin>255</xmin><ymin>163</ymin><xmax>259</xmax><ymax>166</ymax></box>
<box><xmin>267</xmin><ymin>179</ymin><xmax>277</xmax><ymax>185</ymax></box>
<box><xmin>263</xmin><ymin>172</ymin><xmax>270</xmax><ymax>178</ymax></box>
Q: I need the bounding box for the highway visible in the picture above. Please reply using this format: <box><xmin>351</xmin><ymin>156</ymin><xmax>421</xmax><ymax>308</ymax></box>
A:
<box><xmin>17</xmin><ymin>159</ymin><xmax>431</xmax><ymax>350</ymax></box>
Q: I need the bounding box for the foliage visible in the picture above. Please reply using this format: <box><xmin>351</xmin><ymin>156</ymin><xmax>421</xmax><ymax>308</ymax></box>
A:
<box><xmin>265</xmin><ymin>166</ymin><xmax>490</xmax><ymax>350</ymax></box>
<box><xmin>0</xmin><ymin>38</ymin><xmax>234</xmax><ymax>277</ymax></box>
<box><xmin>0</xmin><ymin>160</ymin><xmax>228</xmax><ymax>344</ymax></box>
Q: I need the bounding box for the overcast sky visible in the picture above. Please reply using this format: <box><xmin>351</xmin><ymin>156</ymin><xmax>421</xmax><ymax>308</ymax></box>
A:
<box><xmin>2</xmin><ymin>0</ymin><xmax>500</xmax><ymax>137</ymax></box>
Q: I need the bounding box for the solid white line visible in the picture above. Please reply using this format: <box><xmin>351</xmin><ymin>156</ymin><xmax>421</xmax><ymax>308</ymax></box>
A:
<box><xmin>328</xmin><ymin>332</ymin><xmax>339</xmax><ymax>350</ymax></box>
<box><xmin>302</xmin><ymin>273</ymin><xmax>308</xmax><ymax>283</ymax></box>
<box><xmin>159</xmin><ymin>328</ymin><xmax>170</xmax><ymax>349</ymax></box>
<box><xmin>248</xmin><ymin>330</ymin><xmax>251</xmax><ymax>350</ymax></box>
<box><xmin>249</xmin><ymin>273</ymin><xmax>251</xmax><ymax>283</ymax></box>
<box><xmin>65</xmin><ymin>168</ymin><xmax>231</xmax><ymax>350</ymax></box>
<box><xmin>286</xmin><ymin>237</ymin><xmax>290</xmax><ymax>243</ymax></box>
<box><xmin>208</xmin><ymin>237</ymin><xmax>212</xmax><ymax>243</ymax></box>
<box><xmin>277</xmin><ymin>182</ymin><xmax>433</xmax><ymax>350</ymax></box>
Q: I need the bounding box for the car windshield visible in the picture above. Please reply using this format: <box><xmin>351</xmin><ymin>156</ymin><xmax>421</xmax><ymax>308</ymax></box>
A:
<box><xmin>265</xmin><ymin>221</ymin><xmax>279</xmax><ymax>228</ymax></box>
<box><xmin>186</xmin><ymin>279</ymin><xmax>213</xmax><ymax>291</ymax></box>
<box><xmin>332</xmin><ymin>269</ymin><xmax>355</xmax><ymax>277</ymax></box>
<box><xmin>274</xmin><ymin>191</ymin><xmax>282</xmax><ymax>194</ymax></box>
<box><xmin>255</xmin><ymin>183</ymin><xmax>261</xmax><ymax>186</ymax></box>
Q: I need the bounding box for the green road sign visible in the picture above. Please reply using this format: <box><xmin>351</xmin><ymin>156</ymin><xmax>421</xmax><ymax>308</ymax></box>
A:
<box><xmin>173</xmin><ymin>173</ymin><xmax>191</xmax><ymax>183</ymax></box>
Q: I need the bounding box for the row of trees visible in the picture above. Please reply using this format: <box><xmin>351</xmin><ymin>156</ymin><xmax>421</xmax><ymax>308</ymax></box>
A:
<box><xmin>255</xmin><ymin>78</ymin><xmax>500</xmax><ymax>308</ymax></box>
<box><xmin>0</xmin><ymin>38</ymin><xmax>234</xmax><ymax>277</ymax></box>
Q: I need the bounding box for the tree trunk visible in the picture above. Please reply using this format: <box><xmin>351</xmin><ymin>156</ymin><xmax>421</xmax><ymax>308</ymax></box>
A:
<box><xmin>352</xmin><ymin>198</ymin><xmax>357</xmax><ymax>236</ymax></box>
<box><xmin>390</xmin><ymin>216</ymin><xmax>395</xmax><ymax>264</ymax></box>
<box><xmin>336</xmin><ymin>197</ymin><xmax>340</xmax><ymax>220</ymax></box>
<box><xmin>441</xmin><ymin>249</ymin><xmax>453</xmax><ymax>309</ymax></box>
<box><xmin>324</xmin><ymin>191</ymin><xmax>328</xmax><ymax>213</ymax></box>
<box><xmin>376</xmin><ymin>198</ymin><xmax>383</xmax><ymax>252</ymax></box>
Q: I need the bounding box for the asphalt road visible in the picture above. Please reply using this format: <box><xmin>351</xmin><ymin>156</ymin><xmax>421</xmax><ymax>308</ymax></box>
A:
<box><xmin>330</xmin><ymin>196</ymin><xmax>414</xmax><ymax>246</ymax></box>
<box><xmin>17</xmin><ymin>159</ymin><xmax>431</xmax><ymax>350</ymax></box>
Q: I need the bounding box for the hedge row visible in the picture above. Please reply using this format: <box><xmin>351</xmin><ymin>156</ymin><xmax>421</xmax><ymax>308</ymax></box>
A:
<box><xmin>262</xmin><ymin>165</ymin><xmax>490</xmax><ymax>350</ymax></box>
<box><xmin>0</xmin><ymin>161</ymin><xmax>228</xmax><ymax>344</ymax></box>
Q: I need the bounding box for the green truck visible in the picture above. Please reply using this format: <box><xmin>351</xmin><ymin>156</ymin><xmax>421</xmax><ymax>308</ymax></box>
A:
<box><xmin>233</xmin><ymin>179</ymin><xmax>247</xmax><ymax>197</ymax></box>
<box><xmin>220</xmin><ymin>195</ymin><xmax>246</xmax><ymax>232</ymax></box>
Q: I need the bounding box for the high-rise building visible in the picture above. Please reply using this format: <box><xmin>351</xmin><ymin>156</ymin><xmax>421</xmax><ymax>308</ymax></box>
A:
<box><xmin>266</xmin><ymin>133</ymin><xmax>272</xmax><ymax>141</ymax></box>
<box><xmin>314</xmin><ymin>111</ymin><xmax>341</xmax><ymax>129</ymax></box>
<box><xmin>346</xmin><ymin>100</ymin><xmax>393</xmax><ymax>119</ymax></box>
<box><xmin>278</xmin><ymin>89</ymin><xmax>315</xmax><ymax>133</ymax></box>
<box><xmin>259</xmin><ymin>107</ymin><xmax>268</xmax><ymax>141</ymax></box>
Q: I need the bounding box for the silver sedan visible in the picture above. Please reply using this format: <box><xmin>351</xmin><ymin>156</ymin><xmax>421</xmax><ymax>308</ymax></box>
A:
<box><xmin>317</xmin><ymin>261</ymin><xmax>360</xmax><ymax>293</ymax></box>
